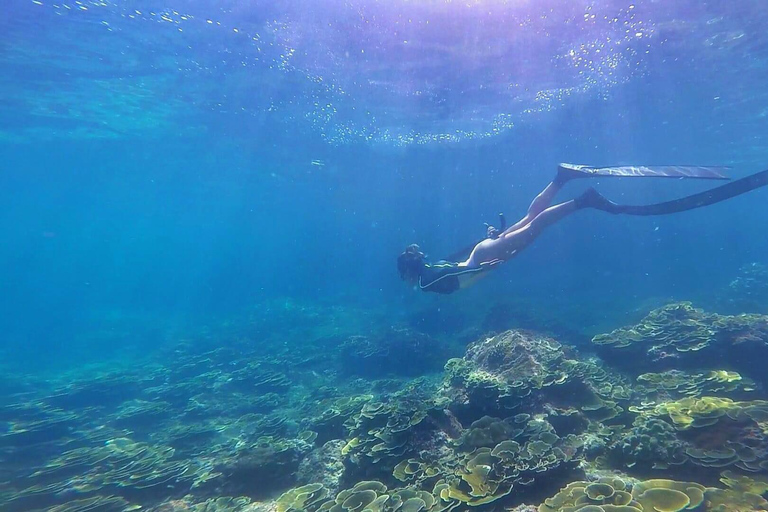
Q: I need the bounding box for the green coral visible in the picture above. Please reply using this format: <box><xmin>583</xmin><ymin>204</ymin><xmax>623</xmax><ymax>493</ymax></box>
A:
<box><xmin>395</xmin><ymin>415</ymin><xmax>580</xmax><ymax>507</ymax></box>
<box><xmin>592</xmin><ymin>302</ymin><xmax>713</xmax><ymax>352</ymax></box>
<box><xmin>609</xmin><ymin>416</ymin><xmax>687</xmax><ymax>470</ymax></box>
<box><xmin>637</xmin><ymin>370</ymin><xmax>756</xmax><ymax>401</ymax></box>
<box><xmin>541</xmin><ymin>478</ymin><xmax>712</xmax><ymax>512</ymax></box>
<box><xmin>539</xmin><ymin>478</ymin><xmax>639</xmax><ymax>512</ymax></box>
<box><xmin>592</xmin><ymin>302</ymin><xmax>768</xmax><ymax>368</ymax></box>
<box><xmin>278</xmin><ymin>481</ymin><xmax>458</xmax><ymax>512</ymax></box>
<box><xmin>621</xmin><ymin>397</ymin><xmax>768</xmax><ymax>472</ymax></box>
<box><xmin>440</xmin><ymin>330</ymin><xmax>632</xmax><ymax>426</ymax></box>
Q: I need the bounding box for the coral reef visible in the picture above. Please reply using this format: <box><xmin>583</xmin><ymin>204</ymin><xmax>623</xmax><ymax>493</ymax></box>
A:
<box><xmin>438</xmin><ymin>330</ymin><xmax>631</xmax><ymax>426</ymax></box>
<box><xmin>4</xmin><ymin>299</ymin><xmax>768</xmax><ymax>512</ymax></box>
<box><xmin>591</xmin><ymin>302</ymin><xmax>768</xmax><ymax>381</ymax></box>
<box><xmin>0</xmin><ymin>300</ymin><xmax>398</xmax><ymax>511</ymax></box>
<box><xmin>623</xmin><ymin>396</ymin><xmax>768</xmax><ymax>473</ymax></box>
<box><xmin>635</xmin><ymin>370</ymin><xmax>757</xmax><ymax>402</ymax></box>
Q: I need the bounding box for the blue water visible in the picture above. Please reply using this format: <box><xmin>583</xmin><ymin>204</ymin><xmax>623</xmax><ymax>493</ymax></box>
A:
<box><xmin>1</xmin><ymin>1</ymin><xmax>767</xmax><ymax>381</ymax></box>
<box><xmin>4</xmin><ymin>2</ymin><xmax>768</xmax><ymax>510</ymax></box>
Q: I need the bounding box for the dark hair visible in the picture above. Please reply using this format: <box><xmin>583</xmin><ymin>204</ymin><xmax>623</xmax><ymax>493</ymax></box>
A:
<box><xmin>397</xmin><ymin>244</ymin><xmax>425</xmax><ymax>283</ymax></box>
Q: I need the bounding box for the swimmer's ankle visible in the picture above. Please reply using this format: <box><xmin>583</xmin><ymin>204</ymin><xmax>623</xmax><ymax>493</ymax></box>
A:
<box><xmin>575</xmin><ymin>187</ymin><xmax>623</xmax><ymax>214</ymax></box>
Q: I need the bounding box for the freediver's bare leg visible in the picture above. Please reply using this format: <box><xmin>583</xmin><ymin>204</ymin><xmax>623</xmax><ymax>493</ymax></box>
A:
<box><xmin>505</xmin><ymin>178</ymin><xmax>567</xmax><ymax>233</ymax></box>
<box><xmin>503</xmin><ymin>199</ymin><xmax>578</xmax><ymax>245</ymax></box>
<box><xmin>464</xmin><ymin>198</ymin><xmax>579</xmax><ymax>267</ymax></box>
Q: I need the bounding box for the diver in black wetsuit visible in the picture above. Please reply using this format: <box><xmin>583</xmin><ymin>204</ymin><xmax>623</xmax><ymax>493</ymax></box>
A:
<box><xmin>398</xmin><ymin>163</ymin><xmax>768</xmax><ymax>294</ymax></box>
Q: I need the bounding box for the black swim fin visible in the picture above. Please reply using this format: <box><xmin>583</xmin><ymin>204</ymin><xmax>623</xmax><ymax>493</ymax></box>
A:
<box><xmin>590</xmin><ymin>168</ymin><xmax>768</xmax><ymax>216</ymax></box>
<box><xmin>558</xmin><ymin>163</ymin><xmax>731</xmax><ymax>181</ymax></box>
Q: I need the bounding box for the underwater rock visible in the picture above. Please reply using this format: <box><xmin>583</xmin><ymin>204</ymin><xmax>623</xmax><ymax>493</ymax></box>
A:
<box><xmin>719</xmin><ymin>469</ymin><xmax>768</xmax><ymax>494</ymax></box>
<box><xmin>42</xmin><ymin>495</ymin><xmax>138</xmax><ymax>511</ymax></box>
<box><xmin>1</xmin><ymin>308</ymin><xmax>456</xmax><ymax>511</ymax></box>
<box><xmin>158</xmin><ymin>421</ymin><xmax>220</xmax><ymax>456</ymax></box>
<box><xmin>278</xmin><ymin>462</ymin><xmax>569</xmax><ymax>512</ymax></box>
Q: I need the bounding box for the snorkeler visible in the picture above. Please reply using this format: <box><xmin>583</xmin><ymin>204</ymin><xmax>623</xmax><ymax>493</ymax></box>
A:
<box><xmin>398</xmin><ymin>163</ymin><xmax>768</xmax><ymax>294</ymax></box>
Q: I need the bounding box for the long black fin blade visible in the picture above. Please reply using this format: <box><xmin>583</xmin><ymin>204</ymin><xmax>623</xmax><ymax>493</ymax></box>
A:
<box><xmin>599</xmin><ymin>168</ymin><xmax>768</xmax><ymax>216</ymax></box>
<box><xmin>559</xmin><ymin>163</ymin><xmax>731</xmax><ymax>180</ymax></box>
